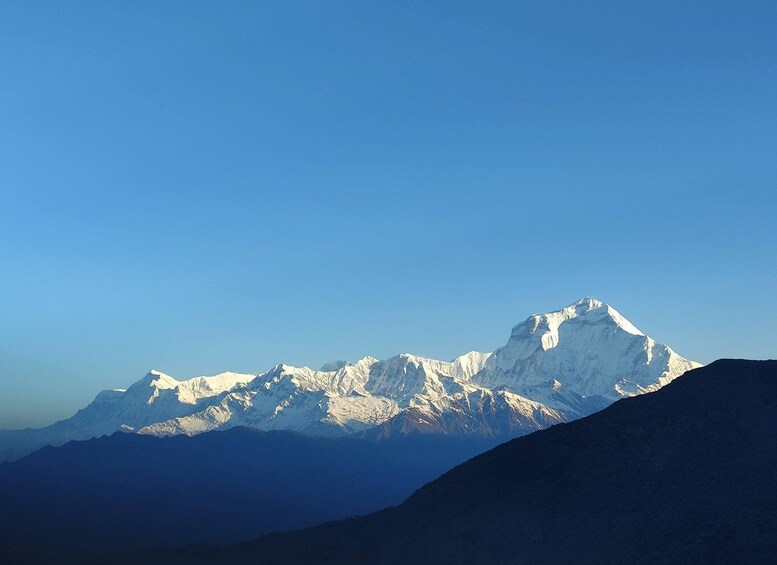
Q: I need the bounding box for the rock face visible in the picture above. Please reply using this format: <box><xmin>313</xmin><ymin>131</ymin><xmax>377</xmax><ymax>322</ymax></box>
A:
<box><xmin>0</xmin><ymin>298</ymin><xmax>700</xmax><ymax>461</ymax></box>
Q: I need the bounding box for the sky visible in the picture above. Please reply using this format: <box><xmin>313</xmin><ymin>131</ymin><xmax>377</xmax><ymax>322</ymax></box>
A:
<box><xmin>1</xmin><ymin>1</ymin><xmax>776</xmax><ymax>429</ymax></box>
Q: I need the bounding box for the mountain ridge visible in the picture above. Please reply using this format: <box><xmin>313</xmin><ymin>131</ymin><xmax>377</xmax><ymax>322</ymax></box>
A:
<box><xmin>0</xmin><ymin>297</ymin><xmax>700</xmax><ymax>461</ymax></box>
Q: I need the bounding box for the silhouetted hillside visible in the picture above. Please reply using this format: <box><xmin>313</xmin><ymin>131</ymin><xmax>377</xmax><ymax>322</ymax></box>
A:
<box><xmin>134</xmin><ymin>360</ymin><xmax>777</xmax><ymax>564</ymax></box>
<box><xmin>0</xmin><ymin>428</ymin><xmax>494</xmax><ymax>562</ymax></box>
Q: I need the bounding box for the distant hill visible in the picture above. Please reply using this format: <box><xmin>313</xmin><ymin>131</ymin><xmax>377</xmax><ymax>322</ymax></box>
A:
<box><xmin>0</xmin><ymin>428</ymin><xmax>495</xmax><ymax>562</ymax></box>
<box><xmin>137</xmin><ymin>360</ymin><xmax>777</xmax><ymax>564</ymax></box>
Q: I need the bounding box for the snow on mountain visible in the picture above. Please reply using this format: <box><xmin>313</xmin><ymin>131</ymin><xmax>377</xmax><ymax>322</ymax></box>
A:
<box><xmin>0</xmin><ymin>298</ymin><xmax>701</xmax><ymax>461</ymax></box>
<box><xmin>0</xmin><ymin>369</ymin><xmax>257</xmax><ymax>461</ymax></box>
<box><xmin>474</xmin><ymin>297</ymin><xmax>699</xmax><ymax>408</ymax></box>
<box><xmin>138</xmin><ymin>352</ymin><xmax>493</xmax><ymax>437</ymax></box>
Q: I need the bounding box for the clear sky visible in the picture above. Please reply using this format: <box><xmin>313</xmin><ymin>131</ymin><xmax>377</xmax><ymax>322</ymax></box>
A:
<box><xmin>1</xmin><ymin>1</ymin><xmax>776</xmax><ymax>429</ymax></box>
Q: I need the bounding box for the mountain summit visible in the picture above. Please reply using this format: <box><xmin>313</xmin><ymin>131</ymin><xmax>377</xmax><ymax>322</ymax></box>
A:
<box><xmin>0</xmin><ymin>298</ymin><xmax>700</xmax><ymax>461</ymax></box>
<box><xmin>478</xmin><ymin>296</ymin><xmax>693</xmax><ymax>398</ymax></box>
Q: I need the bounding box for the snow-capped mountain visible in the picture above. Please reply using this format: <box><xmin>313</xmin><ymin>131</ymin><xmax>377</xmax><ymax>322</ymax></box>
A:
<box><xmin>0</xmin><ymin>298</ymin><xmax>701</xmax><ymax>461</ymax></box>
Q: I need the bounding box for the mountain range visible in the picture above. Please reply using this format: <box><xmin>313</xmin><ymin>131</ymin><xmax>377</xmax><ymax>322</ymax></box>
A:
<box><xmin>0</xmin><ymin>298</ymin><xmax>700</xmax><ymax>461</ymax></box>
<box><xmin>132</xmin><ymin>360</ymin><xmax>777</xmax><ymax>565</ymax></box>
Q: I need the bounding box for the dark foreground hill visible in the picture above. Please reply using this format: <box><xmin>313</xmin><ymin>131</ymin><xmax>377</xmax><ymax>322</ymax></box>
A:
<box><xmin>0</xmin><ymin>428</ymin><xmax>495</xmax><ymax>563</ymax></box>
<box><xmin>130</xmin><ymin>359</ymin><xmax>777</xmax><ymax>564</ymax></box>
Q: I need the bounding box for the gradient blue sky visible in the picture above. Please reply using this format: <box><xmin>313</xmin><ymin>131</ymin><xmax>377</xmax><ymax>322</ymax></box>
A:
<box><xmin>1</xmin><ymin>1</ymin><xmax>776</xmax><ymax>428</ymax></box>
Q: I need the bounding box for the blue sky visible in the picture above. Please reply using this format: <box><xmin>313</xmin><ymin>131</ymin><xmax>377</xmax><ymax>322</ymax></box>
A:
<box><xmin>1</xmin><ymin>1</ymin><xmax>776</xmax><ymax>428</ymax></box>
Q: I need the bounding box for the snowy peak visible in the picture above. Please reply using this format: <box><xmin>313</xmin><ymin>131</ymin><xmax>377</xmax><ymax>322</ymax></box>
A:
<box><xmin>500</xmin><ymin>298</ymin><xmax>645</xmax><ymax>364</ymax></box>
<box><xmin>138</xmin><ymin>369</ymin><xmax>179</xmax><ymax>388</ymax></box>
<box><xmin>571</xmin><ymin>297</ymin><xmax>644</xmax><ymax>336</ymax></box>
<box><xmin>479</xmin><ymin>297</ymin><xmax>699</xmax><ymax>400</ymax></box>
<box><xmin>511</xmin><ymin>297</ymin><xmax>643</xmax><ymax>350</ymax></box>
<box><xmin>126</xmin><ymin>369</ymin><xmax>256</xmax><ymax>405</ymax></box>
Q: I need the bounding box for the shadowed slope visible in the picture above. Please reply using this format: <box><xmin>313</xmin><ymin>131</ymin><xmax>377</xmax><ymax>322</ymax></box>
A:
<box><xmin>0</xmin><ymin>428</ymin><xmax>495</xmax><ymax>562</ymax></box>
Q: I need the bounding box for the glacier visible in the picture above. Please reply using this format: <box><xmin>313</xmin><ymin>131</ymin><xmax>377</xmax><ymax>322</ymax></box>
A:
<box><xmin>0</xmin><ymin>298</ymin><xmax>701</xmax><ymax>461</ymax></box>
